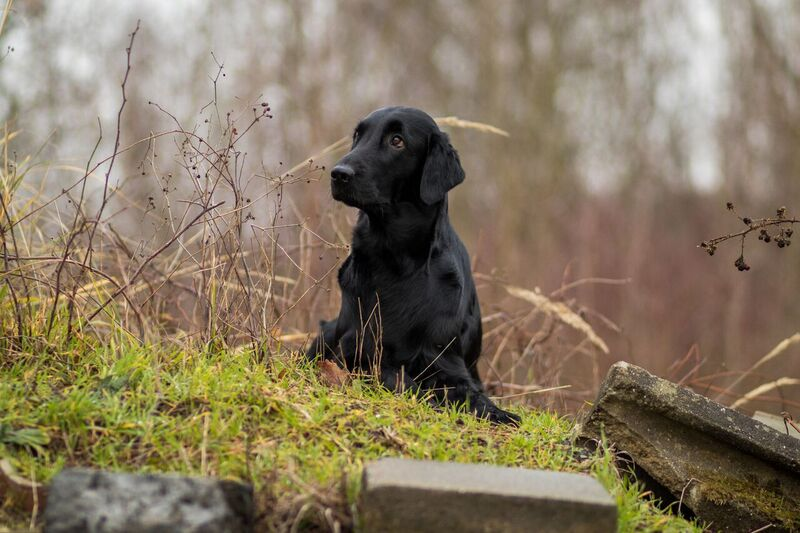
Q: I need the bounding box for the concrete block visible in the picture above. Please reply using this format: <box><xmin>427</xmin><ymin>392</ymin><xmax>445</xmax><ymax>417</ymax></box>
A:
<box><xmin>360</xmin><ymin>457</ymin><xmax>616</xmax><ymax>532</ymax></box>
<box><xmin>43</xmin><ymin>469</ymin><xmax>254</xmax><ymax>533</ymax></box>
<box><xmin>577</xmin><ymin>361</ymin><xmax>800</xmax><ymax>532</ymax></box>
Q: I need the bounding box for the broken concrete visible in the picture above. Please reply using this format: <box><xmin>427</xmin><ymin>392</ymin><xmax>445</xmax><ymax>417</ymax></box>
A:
<box><xmin>43</xmin><ymin>469</ymin><xmax>254</xmax><ymax>533</ymax></box>
<box><xmin>577</xmin><ymin>361</ymin><xmax>800</xmax><ymax>532</ymax></box>
<box><xmin>360</xmin><ymin>457</ymin><xmax>616</xmax><ymax>533</ymax></box>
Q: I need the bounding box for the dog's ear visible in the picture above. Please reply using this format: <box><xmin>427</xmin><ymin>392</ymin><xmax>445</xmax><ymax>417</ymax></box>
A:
<box><xmin>420</xmin><ymin>131</ymin><xmax>465</xmax><ymax>205</ymax></box>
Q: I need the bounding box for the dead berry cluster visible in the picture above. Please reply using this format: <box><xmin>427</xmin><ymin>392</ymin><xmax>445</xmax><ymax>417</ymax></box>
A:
<box><xmin>758</xmin><ymin>227</ymin><xmax>793</xmax><ymax>247</ymax></box>
<box><xmin>734</xmin><ymin>255</ymin><xmax>750</xmax><ymax>271</ymax></box>
<box><xmin>700</xmin><ymin>202</ymin><xmax>797</xmax><ymax>271</ymax></box>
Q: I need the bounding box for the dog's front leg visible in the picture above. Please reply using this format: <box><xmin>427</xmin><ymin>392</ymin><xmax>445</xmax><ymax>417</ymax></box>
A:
<box><xmin>306</xmin><ymin>319</ymin><xmax>339</xmax><ymax>361</ymax></box>
<box><xmin>426</xmin><ymin>353</ymin><xmax>521</xmax><ymax>426</ymax></box>
<box><xmin>379</xmin><ymin>363</ymin><xmax>419</xmax><ymax>394</ymax></box>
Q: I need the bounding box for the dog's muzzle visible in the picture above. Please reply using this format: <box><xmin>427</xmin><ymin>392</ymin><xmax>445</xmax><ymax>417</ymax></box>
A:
<box><xmin>330</xmin><ymin>164</ymin><xmax>359</xmax><ymax>206</ymax></box>
<box><xmin>331</xmin><ymin>164</ymin><xmax>354</xmax><ymax>183</ymax></box>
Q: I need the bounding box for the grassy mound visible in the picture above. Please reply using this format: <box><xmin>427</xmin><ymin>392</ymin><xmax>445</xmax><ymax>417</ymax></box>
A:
<box><xmin>0</xmin><ymin>338</ymin><xmax>700</xmax><ymax>532</ymax></box>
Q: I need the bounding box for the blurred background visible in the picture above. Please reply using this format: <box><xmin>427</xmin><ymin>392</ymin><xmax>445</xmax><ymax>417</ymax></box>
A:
<box><xmin>1</xmin><ymin>0</ymin><xmax>798</xmax><ymax>412</ymax></box>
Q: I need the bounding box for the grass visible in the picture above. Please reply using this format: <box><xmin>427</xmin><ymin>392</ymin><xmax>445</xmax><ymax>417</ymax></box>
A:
<box><xmin>0</xmin><ymin>334</ymin><xmax>702</xmax><ymax>532</ymax></box>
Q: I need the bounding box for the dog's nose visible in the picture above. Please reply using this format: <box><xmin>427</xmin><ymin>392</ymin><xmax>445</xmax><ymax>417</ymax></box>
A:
<box><xmin>331</xmin><ymin>164</ymin><xmax>354</xmax><ymax>183</ymax></box>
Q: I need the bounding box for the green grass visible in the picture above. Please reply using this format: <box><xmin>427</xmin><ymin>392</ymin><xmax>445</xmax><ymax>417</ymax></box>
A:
<box><xmin>0</xmin><ymin>336</ymin><xmax>702</xmax><ymax>532</ymax></box>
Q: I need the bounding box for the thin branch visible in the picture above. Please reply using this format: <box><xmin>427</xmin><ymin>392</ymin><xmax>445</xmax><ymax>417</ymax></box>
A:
<box><xmin>700</xmin><ymin>202</ymin><xmax>796</xmax><ymax>271</ymax></box>
<box><xmin>85</xmin><ymin>201</ymin><xmax>223</xmax><ymax>323</ymax></box>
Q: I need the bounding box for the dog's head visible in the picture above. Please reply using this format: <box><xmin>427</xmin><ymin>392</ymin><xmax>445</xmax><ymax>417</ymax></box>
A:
<box><xmin>330</xmin><ymin>107</ymin><xmax>465</xmax><ymax>210</ymax></box>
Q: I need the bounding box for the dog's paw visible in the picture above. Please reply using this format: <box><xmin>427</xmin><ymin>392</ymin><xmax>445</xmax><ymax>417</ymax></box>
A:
<box><xmin>488</xmin><ymin>407</ymin><xmax>522</xmax><ymax>426</ymax></box>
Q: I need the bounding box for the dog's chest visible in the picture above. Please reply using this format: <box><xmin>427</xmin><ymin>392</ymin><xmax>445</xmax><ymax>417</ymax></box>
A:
<box><xmin>338</xmin><ymin>252</ymin><xmax>464</xmax><ymax>324</ymax></box>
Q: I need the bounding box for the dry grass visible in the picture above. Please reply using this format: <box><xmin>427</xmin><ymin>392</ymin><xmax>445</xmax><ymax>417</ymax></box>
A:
<box><xmin>0</xmin><ymin>0</ymin><xmax>12</xmax><ymax>38</ymax></box>
<box><xmin>715</xmin><ymin>332</ymin><xmax>800</xmax><ymax>403</ymax></box>
<box><xmin>503</xmin><ymin>283</ymin><xmax>610</xmax><ymax>355</ymax></box>
<box><xmin>730</xmin><ymin>377</ymin><xmax>800</xmax><ymax>410</ymax></box>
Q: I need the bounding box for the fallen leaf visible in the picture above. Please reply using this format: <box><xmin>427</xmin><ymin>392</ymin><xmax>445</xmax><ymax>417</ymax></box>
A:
<box><xmin>317</xmin><ymin>360</ymin><xmax>350</xmax><ymax>388</ymax></box>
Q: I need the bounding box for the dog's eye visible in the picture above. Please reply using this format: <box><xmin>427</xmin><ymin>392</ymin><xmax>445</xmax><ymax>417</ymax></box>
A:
<box><xmin>389</xmin><ymin>135</ymin><xmax>405</xmax><ymax>149</ymax></box>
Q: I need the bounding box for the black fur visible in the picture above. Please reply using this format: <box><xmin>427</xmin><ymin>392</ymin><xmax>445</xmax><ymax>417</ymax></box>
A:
<box><xmin>307</xmin><ymin>106</ymin><xmax>520</xmax><ymax>425</ymax></box>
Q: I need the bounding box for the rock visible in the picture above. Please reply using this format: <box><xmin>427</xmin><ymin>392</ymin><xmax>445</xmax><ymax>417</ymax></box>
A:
<box><xmin>43</xmin><ymin>469</ymin><xmax>254</xmax><ymax>533</ymax></box>
<box><xmin>360</xmin><ymin>457</ymin><xmax>616</xmax><ymax>532</ymax></box>
<box><xmin>577</xmin><ymin>361</ymin><xmax>800</xmax><ymax>532</ymax></box>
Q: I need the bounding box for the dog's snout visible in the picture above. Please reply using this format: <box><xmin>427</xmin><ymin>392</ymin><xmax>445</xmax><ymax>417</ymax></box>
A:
<box><xmin>331</xmin><ymin>164</ymin><xmax>354</xmax><ymax>183</ymax></box>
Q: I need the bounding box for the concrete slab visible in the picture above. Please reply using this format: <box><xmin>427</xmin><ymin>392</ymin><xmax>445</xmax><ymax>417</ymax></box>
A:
<box><xmin>577</xmin><ymin>361</ymin><xmax>800</xmax><ymax>532</ymax></box>
<box><xmin>360</xmin><ymin>458</ymin><xmax>616</xmax><ymax>532</ymax></box>
<box><xmin>43</xmin><ymin>469</ymin><xmax>254</xmax><ymax>533</ymax></box>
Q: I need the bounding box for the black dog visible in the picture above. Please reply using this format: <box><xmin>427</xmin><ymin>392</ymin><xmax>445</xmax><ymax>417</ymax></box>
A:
<box><xmin>307</xmin><ymin>106</ymin><xmax>520</xmax><ymax>425</ymax></box>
